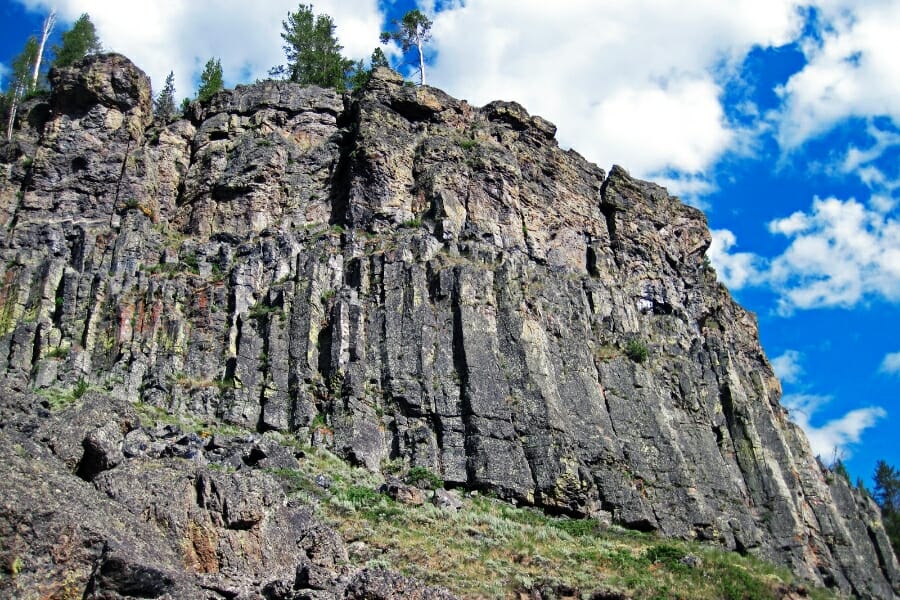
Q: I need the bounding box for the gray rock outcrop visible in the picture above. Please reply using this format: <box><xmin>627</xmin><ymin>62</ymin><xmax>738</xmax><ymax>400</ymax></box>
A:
<box><xmin>1</xmin><ymin>53</ymin><xmax>897</xmax><ymax>598</ymax></box>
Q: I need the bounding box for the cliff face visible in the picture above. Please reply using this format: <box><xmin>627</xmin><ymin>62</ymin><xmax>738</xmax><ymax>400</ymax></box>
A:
<box><xmin>0</xmin><ymin>54</ymin><xmax>897</xmax><ymax>598</ymax></box>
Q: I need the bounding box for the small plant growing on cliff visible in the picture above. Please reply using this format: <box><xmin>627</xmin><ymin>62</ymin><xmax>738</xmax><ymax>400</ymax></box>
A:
<box><xmin>180</xmin><ymin>251</ymin><xmax>200</xmax><ymax>274</ymax></box>
<box><xmin>248</xmin><ymin>301</ymin><xmax>278</xmax><ymax>322</ymax></box>
<box><xmin>72</xmin><ymin>377</ymin><xmax>90</xmax><ymax>399</ymax></box>
<box><xmin>46</xmin><ymin>344</ymin><xmax>69</xmax><ymax>359</ymax></box>
<box><xmin>625</xmin><ymin>339</ymin><xmax>648</xmax><ymax>363</ymax></box>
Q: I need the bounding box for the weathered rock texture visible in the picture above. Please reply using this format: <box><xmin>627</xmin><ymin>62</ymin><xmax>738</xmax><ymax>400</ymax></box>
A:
<box><xmin>1</xmin><ymin>54</ymin><xmax>898</xmax><ymax>598</ymax></box>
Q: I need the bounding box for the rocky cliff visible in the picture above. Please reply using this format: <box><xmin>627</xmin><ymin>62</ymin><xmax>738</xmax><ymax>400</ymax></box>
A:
<box><xmin>0</xmin><ymin>54</ymin><xmax>897</xmax><ymax>599</ymax></box>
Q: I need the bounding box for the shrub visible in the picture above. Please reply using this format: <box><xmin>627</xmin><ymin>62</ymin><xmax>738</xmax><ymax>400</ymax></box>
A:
<box><xmin>625</xmin><ymin>339</ymin><xmax>648</xmax><ymax>363</ymax></box>
<box><xmin>342</xmin><ymin>485</ymin><xmax>380</xmax><ymax>508</ymax></box>
<box><xmin>46</xmin><ymin>345</ymin><xmax>69</xmax><ymax>359</ymax></box>
<box><xmin>311</xmin><ymin>413</ymin><xmax>330</xmax><ymax>431</ymax></box>
<box><xmin>181</xmin><ymin>252</ymin><xmax>200</xmax><ymax>273</ymax></box>
<box><xmin>248</xmin><ymin>302</ymin><xmax>277</xmax><ymax>322</ymax></box>
<box><xmin>551</xmin><ymin>517</ymin><xmax>600</xmax><ymax>538</ymax></box>
<box><xmin>644</xmin><ymin>543</ymin><xmax>684</xmax><ymax>567</ymax></box>
<box><xmin>72</xmin><ymin>378</ymin><xmax>90</xmax><ymax>399</ymax></box>
<box><xmin>405</xmin><ymin>465</ymin><xmax>443</xmax><ymax>490</ymax></box>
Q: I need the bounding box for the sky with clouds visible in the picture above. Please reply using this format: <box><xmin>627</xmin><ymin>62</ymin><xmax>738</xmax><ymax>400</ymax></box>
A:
<box><xmin>1</xmin><ymin>0</ymin><xmax>897</xmax><ymax>484</ymax></box>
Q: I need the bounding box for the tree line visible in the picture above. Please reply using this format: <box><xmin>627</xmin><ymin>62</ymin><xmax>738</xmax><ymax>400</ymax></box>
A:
<box><xmin>153</xmin><ymin>4</ymin><xmax>432</xmax><ymax>123</ymax></box>
<box><xmin>873</xmin><ymin>460</ymin><xmax>900</xmax><ymax>557</ymax></box>
<box><xmin>2</xmin><ymin>4</ymin><xmax>433</xmax><ymax>133</ymax></box>
<box><xmin>1</xmin><ymin>12</ymin><xmax>101</xmax><ymax>140</ymax></box>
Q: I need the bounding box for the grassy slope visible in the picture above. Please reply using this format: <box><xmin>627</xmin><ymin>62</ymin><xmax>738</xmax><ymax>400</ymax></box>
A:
<box><xmin>269</xmin><ymin>440</ymin><xmax>838</xmax><ymax>600</ymax></box>
<box><xmin>125</xmin><ymin>404</ymin><xmax>836</xmax><ymax>599</ymax></box>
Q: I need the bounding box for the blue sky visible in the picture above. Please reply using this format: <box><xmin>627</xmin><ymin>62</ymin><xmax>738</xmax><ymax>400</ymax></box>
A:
<box><xmin>2</xmin><ymin>0</ymin><xmax>898</xmax><ymax>486</ymax></box>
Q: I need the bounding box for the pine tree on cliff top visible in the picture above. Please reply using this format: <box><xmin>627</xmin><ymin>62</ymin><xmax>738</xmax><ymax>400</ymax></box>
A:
<box><xmin>380</xmin><ymin>9</ymin><xmax>432</xmax><ymax>86</ymax></box>
<box><xmin>197</xmin><ymin>58</ymin><xmax>224</xmax><ymax>103</ymax></box>
<box><xmin>270</xmin><ymin>4</ymin><xmax>353</xmax><ymax>91</ymax></box>
<box><xmin>52</xmin><ymin>13</ymin><xmax>102</xmax><ymax>68</ymax></box>
<box><xmin>155</xmin><ymin>71</ymin><xmax>177</xmax><ymax>121</ymax></box>
<box><xmin>348</xmin><ymin>47</ymin><xmax>391</xmax><ymax>91</ymax></box>
<box><xmin>3</xmin><ymin>36</ymin><xmax>40</xmax><ymax>141</ymax></box>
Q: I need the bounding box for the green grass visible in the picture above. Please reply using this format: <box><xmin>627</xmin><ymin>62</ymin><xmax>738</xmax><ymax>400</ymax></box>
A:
<box><xmin>45</xmin><ymin>344</ymin><xmax>69</xmax><ymax>359</ymax></box>
<box><xmin>132</xmin><ymin>402</ymin><xmax>252</xmax><ymax>439</ymax></box>
<box><xmin>247</xmin><ymin>301</ymin><xmax>282</xmax><ymax>322</ymax></box>
<box><xmin>331</xmin><ymin>496</ymin><xmax>834</xmax><ymax>599</ymax></box>
<box><xmin>37</xmin><ymin>378</ymin><xmax>92</xmax><ymax>411</ymax></box>
<box><xmin>261</xmin><ymin>446</ymin><xmax>837</xmax><ymax>600</ymax></box>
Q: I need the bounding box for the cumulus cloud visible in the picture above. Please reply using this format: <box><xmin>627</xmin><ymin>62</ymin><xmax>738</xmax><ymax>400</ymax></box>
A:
<box><xmin>776</xmin><ymin>0</ymin><xmax>900</xmax><ymax>150</ymax></box>
<box><xmin>705</xmin><ymin>194</ymin><xmax>900</xmax><ymax>313</ymax></box>
<box><xmin>768</xmin><ymin>196</ymin><xmax>900</xmax><ymax>312</ymax></box>
<box><xmin>841</xmin><ymin>124</ymin><xmax>900</xmax><ymax>175</ymax></box>
<box><xmin>424</xmin><ymin>0</ymin><xmax>805</xmax><ymax>185</ymax></box>
<box><xmin>833</xmin><ymin>122</ymin><xmax>900</xmax><ymax>197</ymax></box>
<box><xmin>707</xmin><ymin>229</ymin><xmax>766</xmax><ymax>289</ymax></box>
<box><xmin>16</xmin><ymin>0</ymin><xmax>384</xmax><ymax>98</ymax></box>
<box><xmin>771</xmin><ymin>350</ymin><xmax>804</xmax><ymax>384</ymax></box>
<box><xmin>782</xmin><ymin>393</ymin><xmax>886</xmax><ymax>459</ymax></box>
<box><xmin>880</xmin><ymin>351</ymin><xmax>900</xmax><ymax>375</ymax></box>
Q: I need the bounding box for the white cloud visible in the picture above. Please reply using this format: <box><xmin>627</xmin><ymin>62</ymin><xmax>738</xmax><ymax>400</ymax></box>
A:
<box><xmin>880</xmin><ymin>351</ymin><xmax>900</xmax><ymax>375</ymax></box>
<box><xmin>16</xmin><ymin>0</ymin><xmax>384</xmax><ymax>98</ymax></box>
<box><xmin>828</xmin><ymin>122</ymin><xmax>900</xmax><ymax>195</ymax></box>
<box><xmin>771</xmin><ymin>350</ymin><xmax>804</xmax><ymax>384</ymax></box>
<box><xmin>776</xmin><ymin>0</ymin><xmax>900</xmax><ymax>149</ymax></box>
<box><xmin>705</xmin><ymin>194</ymin><xmax>900</xmax><ymax>313</ymax></box>
<box><xmin>425</xmin><ymin>0</ymin><xmax>805</xmax><ymax>180</ymax></box>
<box><xmin>0</xmin><ymin>62</ymin><xmax>9</xmax><ymax>88</ymax></box>
<box><xmin>782</xmin><ymin>393</ymin><xmax>886</xmax><ymax>459</ymax></box>
<box><xmin>840</xmin><ymin>124</ymin><xmax>900</xmax><ymax>175</ymax></box>
<box><xmin>652</xmin><ymin>173</ymin><xmax>718</xmax><ymax>208</ymax></box>
<box><xmin>707</xmin><ymin>229</ymin><xmax>766</xmax><ymax>289</ymax></box>
<box><xmin>768</xmin><ymin>196</ymin><xmax>900</xmax><ymax>312</ymax></box>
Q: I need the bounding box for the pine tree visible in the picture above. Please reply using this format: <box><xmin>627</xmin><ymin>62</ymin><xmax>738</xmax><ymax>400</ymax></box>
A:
<box><xmin>197</xmin><ymin>58</ymin><xmax>224</xmax><ymax>103</ymax></box>
<box><xmin>370</xmin><ymin>47</ymin><xmax>389</xmax><ymax>70</ymax></box>
<box><xmin>348</xmin><ymin>59</ymin><xmax>367</xmax><ymax>91</ymax></box>
<box><xmin>380</xmin><ymin>9</ymin><xmax>432</xmax><ymax>86</ymax></box>
<box><xmin>348</xmin><ymin>47</ymin><xmax>391</xmax><ymax>90</ymax></box>
<box><xmin>52</xmin><ymin>13</ymin><xmax>102</xmax><ymax>68</ymax></box>
<box><xmin>873</xmin><ymin>460</ymin><xmax>900</xmax><ymax>555</ymax></box>
<box><xmin>271</xmin><ymin>4</ymin><xmax>353</xmax><ymax>90</ymax></box>
<box><xmin>4</xmin><ymin>36</ymin><xmax>40</xmax><ymax>141</ymax></box>
<box><xmin>154</xmin><ymin>71</ymin><xmax>177</xmax><ymax>121</ymax></box>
